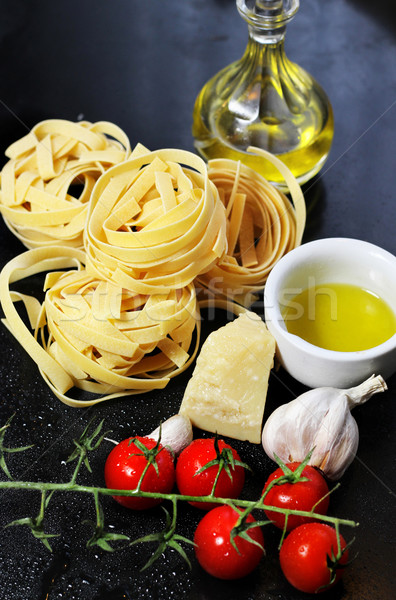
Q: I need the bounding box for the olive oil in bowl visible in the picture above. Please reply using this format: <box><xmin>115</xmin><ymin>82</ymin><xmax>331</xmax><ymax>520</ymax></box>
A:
<box><xmin>283</xmin><ymin>283</ymin><xmax>396</xmax><ymax>352</ymax></box>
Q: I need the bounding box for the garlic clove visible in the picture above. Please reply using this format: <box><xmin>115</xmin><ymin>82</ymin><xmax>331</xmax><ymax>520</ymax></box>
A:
<box><xmin>147</xmin><ymin>414</ymin><xmax>193</xmax><ymax>456</ymax></box>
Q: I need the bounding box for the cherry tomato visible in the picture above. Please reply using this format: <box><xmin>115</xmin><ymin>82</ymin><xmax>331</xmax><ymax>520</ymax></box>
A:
<box><xmin>279</xmin><ymin>522</ymin><xmax>349</xmax><ymax>593</ymax></box>
<box><xmin>262</xmin><ymin>462</ymin><xmax>329</xmax><ymax>530</ymax></box>
<box><xmin>194</xmin><ymin>505</ymin><xmax>264</xmax><ymax>580</ymax></box>
<box><xmin>104</xmin><ymin>436</ymin><xmax>175</xmax><ymax>510</ymax></box>
<box><xmin>175</xmin><ymin>438</ymin><xmax>246</xmax><ymax>509</ymax></box>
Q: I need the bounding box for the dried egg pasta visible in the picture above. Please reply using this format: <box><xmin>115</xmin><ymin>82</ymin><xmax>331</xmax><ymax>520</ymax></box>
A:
<box><xmin>0</xmin><ymin>119</ymin><xmax>130</xmax><ymax>249</ymax></box>
<box><xmin>196</xmin><ymin>148</ymin><xmax>306</xmax><ymax>305</ymax></box>
<box><xmin>84</xmin><ymin>147</ymin><xmax>227</xmax><ymax>294</ymax></box>
<box><xmin>0</xmin><ymin>247</ymin><xmax>200</xmax><ymax>407</ymax></box>
<box><xmin>0</xmin><ymin>135</ymin><xmax>306</xmax><ymax>407</ymax></box>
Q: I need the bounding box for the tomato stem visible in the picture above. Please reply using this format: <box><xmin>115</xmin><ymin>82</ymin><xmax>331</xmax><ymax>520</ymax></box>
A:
<box><xmin>0</xmin><ymin>479</ymin><xmax>358</xmax><ymax>529</ymax></box>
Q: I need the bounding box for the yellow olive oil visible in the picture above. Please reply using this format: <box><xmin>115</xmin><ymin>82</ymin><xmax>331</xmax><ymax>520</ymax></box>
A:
<box><xmin>192</xmin><ymin>65</ymin><xmax>334</xmax><ymax>188</ymax></box>
<box><xmin>283</xmin><ymin>283</ymin><xmax>396</xmax><ymax>352</ymax></box>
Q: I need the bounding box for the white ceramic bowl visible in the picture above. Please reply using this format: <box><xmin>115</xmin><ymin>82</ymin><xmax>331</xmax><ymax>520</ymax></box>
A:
<box><xmin>264</xmin><ymin>237</ymin><xmax>396</xmax><ymax>388</ymax></box>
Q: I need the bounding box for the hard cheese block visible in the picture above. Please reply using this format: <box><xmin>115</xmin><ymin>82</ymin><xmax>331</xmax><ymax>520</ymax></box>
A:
<box><xmin>179</xmin><ymin>311</ymin><xmax>276</xmax><ymax>443</ymax></box>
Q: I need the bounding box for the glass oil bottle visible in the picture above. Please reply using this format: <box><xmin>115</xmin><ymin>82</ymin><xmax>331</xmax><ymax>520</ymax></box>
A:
<box><xmin>192</xmin><ymin>0</ymin><xmax>334</xmax><ymax>189</ymax></box>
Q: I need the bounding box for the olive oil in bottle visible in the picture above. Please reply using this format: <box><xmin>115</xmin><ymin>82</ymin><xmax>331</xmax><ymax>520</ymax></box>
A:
<box><xmin>192</xmin><ymin>0</ymin><xmax>334</xmax><ymax>190</ymax></box>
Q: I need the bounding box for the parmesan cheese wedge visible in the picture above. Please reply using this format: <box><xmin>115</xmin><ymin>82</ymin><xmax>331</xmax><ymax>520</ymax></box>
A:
<box><xmin>179</xmin><ymin>311</ymin><xmax>276</xmax><ymax>443</ymax></box>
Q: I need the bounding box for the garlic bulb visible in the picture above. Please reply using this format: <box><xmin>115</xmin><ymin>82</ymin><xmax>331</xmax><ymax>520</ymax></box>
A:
<box><xmin>148</xmin><ymin>414</ymin><xmax>193</xmax><ymax>456</ymax></box>
<box><xmin>262</xmin><ymin>374</ymin><xmax>387</xmax><ymax>480</ymax></box>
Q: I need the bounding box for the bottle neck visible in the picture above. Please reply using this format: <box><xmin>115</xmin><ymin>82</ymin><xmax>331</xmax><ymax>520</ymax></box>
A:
<box><xmin>247</xmin><ymin>22</ymin><xmax>286</xmax><ymax>44</ymax></box>
<box><xmin>243</xmin><ymin>37</ymin><xmax>287</xmax><ymax>65</ymax></box>
<box><xmin>237</xmin><ymin>0</ymin><xmax>299</xmax><ymax>44</ymax></box>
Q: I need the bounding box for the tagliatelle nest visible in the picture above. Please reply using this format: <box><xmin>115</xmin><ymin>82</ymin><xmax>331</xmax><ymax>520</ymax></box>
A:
<box><xmin>0</xmin><ymin>247</ymin><xmax>200</xmax><ymax>407</ymax></box>
<box><xmin>196</xmin><ymin>149</ymin><xmax>306</xmax><ymax>305</ymax></box>
<box><xmin>84</xmin><ymin>145</ymin><xmax>227</xmax><ymax>294</ymax></box>
<box><xmin>0</xmin><ymin>119</ymin><xmax>130</xmax><ymax>249</ymax></box>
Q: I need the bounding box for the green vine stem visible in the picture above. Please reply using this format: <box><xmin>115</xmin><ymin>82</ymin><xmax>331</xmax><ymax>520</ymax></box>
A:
<box><xmin>0</xmin><ymin>478</ymin><xmax>358</xmax><ymax>528</ymax></box>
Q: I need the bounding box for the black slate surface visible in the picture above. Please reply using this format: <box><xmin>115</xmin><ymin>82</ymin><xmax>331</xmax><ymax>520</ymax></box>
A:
<box><xmin>0</xmin><ymin>1</ymin><xmax>395</xmax><ymax>599</ymax></box>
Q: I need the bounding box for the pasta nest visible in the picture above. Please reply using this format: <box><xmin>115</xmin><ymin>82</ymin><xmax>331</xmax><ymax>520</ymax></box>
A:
<box><xmin>0</xmin><ymin>246</ymin><xmax>199</xmax><ymax>407</ymax></box>
<box><xmin>0</xmin><ymin>119</ymin><xmax>130</xmax><ymax>249</ymax></box>
<box><xmin>84</xmin><ymin>145</ymin><xmax>227</xmax><ymax>294</ymax></box>
<box><xmin>195</xmin><ymin>154</ymin><xmax>306</xmax><ymax>305</ymax></box>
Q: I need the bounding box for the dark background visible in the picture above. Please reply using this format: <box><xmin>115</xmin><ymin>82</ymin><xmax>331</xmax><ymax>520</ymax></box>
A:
<box><xmin>0</xmin><ymin>1</ymin><xmax>395</xmax><ymax>599</ymax></box>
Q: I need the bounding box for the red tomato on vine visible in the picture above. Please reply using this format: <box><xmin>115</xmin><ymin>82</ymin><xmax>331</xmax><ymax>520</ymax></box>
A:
<box><xmin>279</xmin><ymin>522</ymin><xmax>350</xmax><ymax>593</ymax></box>
<box><xmin>104</xmin><ymin>436</ymin><xmax>175</xmax><ymax>510</ymax></box>
<box><xmin>262</xmin><ymin>460</ymin><xmax>329</xmax><ymax>531</ymax></box>
<box><xmin>194</xmin><ymin>505</ymin><xmax>264</xmax><ymax>579</ymax></box>
<box><xmin>175</xmin><ymin>437</ymin><xmax>247</xmax><ymax>509</ymax></box>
